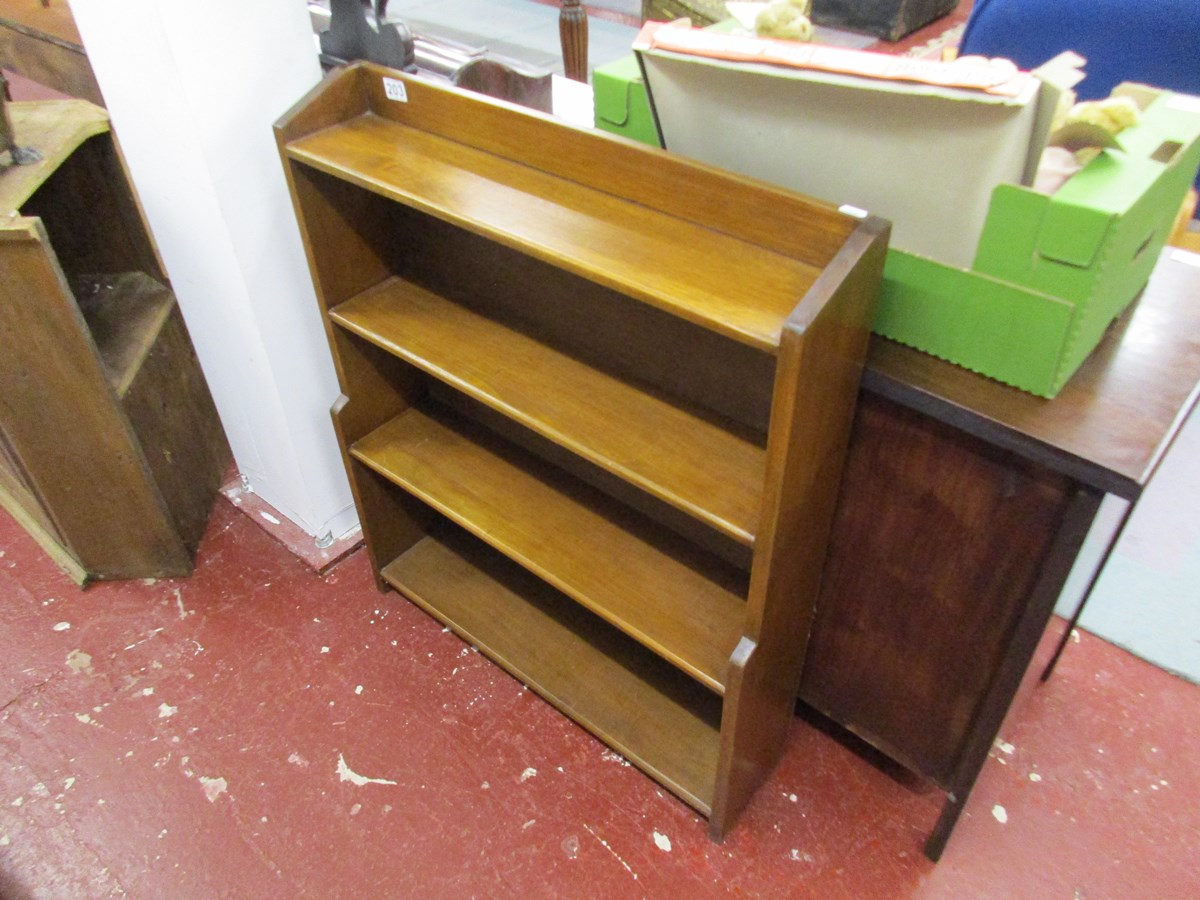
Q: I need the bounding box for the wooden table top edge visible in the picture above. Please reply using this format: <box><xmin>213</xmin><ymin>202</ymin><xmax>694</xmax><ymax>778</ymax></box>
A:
<box><xmin>863</xmin><ymin>249</ymin><xmax>1200</xmax><ymax>500</ymax></box>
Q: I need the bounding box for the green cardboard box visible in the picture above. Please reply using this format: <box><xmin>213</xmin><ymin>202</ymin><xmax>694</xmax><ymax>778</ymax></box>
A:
<box><xmin>874</xmin><ymin>89</ymin><xmax>1200</xmax><ymax>397</ymax></box>
<box><xmin>634</xmin><ymin>26</ymin><xmax>1199</xmax><ymax>397</ymax></box>
<box><xmin>592</xmin><ymin>56</ymin><xmax>662</xmax><ymax>148</ymax></box>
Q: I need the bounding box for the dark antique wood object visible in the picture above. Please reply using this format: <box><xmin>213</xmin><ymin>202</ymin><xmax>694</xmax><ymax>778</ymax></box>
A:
<box><xmin>319</xmin><ymin>0</ymin><xmax>416</xmax><ymax>73</ymax></box>
<box><xmin>275</xmin><ymin>62</ymin><xmax>888</xmax><ymax>839</ymax></box>
<box><xmin>0</xmin><ymin>0</ymin><xmax>101</xmax><ymax>105</ymax></box>
<box><xmin>559</xmin><ymin>0</ymin><xmax>588</xmax><ymax>81</ymax></box>
<box><xmin>0</xmin><ymin>100</ymin><xmax>229</xmax><ymax>582</ymax></box>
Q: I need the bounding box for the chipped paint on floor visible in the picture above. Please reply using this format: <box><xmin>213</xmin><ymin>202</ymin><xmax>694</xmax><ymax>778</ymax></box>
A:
<box><xmin>336</xmin><ymin>754</ymin><xmax>398</xmax><ymax>787</ymax></box>
<box><xmin>584</xmin><ymin>824</ymin><xmax>639</xmax><ymax>882</ymax></box>
<box><xmin>199</xmin><ymin>777</ymin><xmax>228</xmax><ymax>803</ymax></box>
<box><xmin>1</xmin><ymin>500</ymin><xmax>1199</xmax><ymax>897</ymax></box>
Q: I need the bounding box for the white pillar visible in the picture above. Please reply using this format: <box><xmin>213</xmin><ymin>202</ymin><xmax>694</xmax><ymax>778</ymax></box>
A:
<box><xmin>68</xmin><ymin>0</ymin><xmax>357</xmax><ymax>542</ymax></box>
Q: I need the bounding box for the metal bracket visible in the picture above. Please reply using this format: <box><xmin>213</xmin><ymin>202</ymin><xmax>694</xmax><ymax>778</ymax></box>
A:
<box><xmin>0</xmin><ymin>72</ymin><xmax>43</xmax><ymax>168</ymax></box>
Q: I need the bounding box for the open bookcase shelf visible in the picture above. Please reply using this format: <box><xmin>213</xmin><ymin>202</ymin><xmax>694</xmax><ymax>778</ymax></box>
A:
<box><xmin>330</xmin><ymin>277</ymin><xmax>766</xmax><ymax>545</ymax></box>
<box><xmin>74</xmin><ymin>272</ymin><xmax>176</xmax><ymax>399</ymax></box>
<box><xmin>286</xmin><ymin>110</ymin><xmax>827</xmax><ymax>353</ymax></box>
<box><xmin>383</xmin><ymin>526</ymin><xmax>725</xmax><ymax>813</ymax></box>
<box><xmin>277</xmin><ymin>62</ymin><xmax>888</xmax><ymax>838</ymax></box>
<box><xmin>351</xmin><ymin>401</ymin><xmax>747</xmax><ymax>693</ymax></box>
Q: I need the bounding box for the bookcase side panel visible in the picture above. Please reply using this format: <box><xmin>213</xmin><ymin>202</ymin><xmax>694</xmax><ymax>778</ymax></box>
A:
<box><xmin>0</xmin><ymin>224</ymin><xmax>187</xmax><ymax>577</ymax></box>
<box><xmin>329</xmin><ymin>330</ymin><xmax>430</xmax><ymax>584</ymax></box>
<box><xmin>710</xmin><ymin>222</ymin><xmax>888</xmax><ymax>837</ymax></box>
<box><xmin>284</xmin><ymin>148</ymin><xmax>438</xmax><ymax>584</ymax></box>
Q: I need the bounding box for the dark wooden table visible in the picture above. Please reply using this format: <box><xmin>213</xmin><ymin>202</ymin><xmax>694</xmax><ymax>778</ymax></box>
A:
<box><xmin>801</xmin><ymin>248</ymin><xmax>1200</xmax><ymax>860</ymax></box>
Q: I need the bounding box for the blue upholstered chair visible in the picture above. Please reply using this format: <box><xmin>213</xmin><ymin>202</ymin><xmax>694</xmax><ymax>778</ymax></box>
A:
<box><xmin>958</xmin><ymin>0</ymin><xmax>1200</xmax><ymax>209</ymax></box>
<box><xmin>959</xmin><ymin>0</ymin><xmax>1200</xmax><ymax>101</ymax></box>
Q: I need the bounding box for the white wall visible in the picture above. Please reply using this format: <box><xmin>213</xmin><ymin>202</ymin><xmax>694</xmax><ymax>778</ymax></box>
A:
<box><xmin>69</xmin><ymin>0</ymin><xmax>357</xmax><ymax>542</ymax></box>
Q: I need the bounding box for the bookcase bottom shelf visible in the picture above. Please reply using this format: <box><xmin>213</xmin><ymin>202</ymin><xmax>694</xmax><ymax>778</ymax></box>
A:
<box><xmin>381</xmin><ymin>527</ymin><xmax>725</xmax><ymax>816</ymax></box>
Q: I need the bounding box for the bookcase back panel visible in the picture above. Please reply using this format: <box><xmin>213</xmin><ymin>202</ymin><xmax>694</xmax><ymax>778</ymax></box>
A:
<box><xmin>391</xmin><ymin>204</ymin><xmax>778</xmax><ymax>435</ymax></box>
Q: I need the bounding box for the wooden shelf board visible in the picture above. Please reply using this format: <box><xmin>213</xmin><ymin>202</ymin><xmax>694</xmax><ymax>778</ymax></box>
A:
<box><xmin>287</xmin><ymin>113</ymin><xmax>822</xmax><ymax>352</ymax></box>
<box><xmin>74</xmin><ymin>272</ymin><xmax>175</xmax><ymax>397</ymax></box>
<box><xmin>332</xmin><ymin>278</ymin><xmax>765</xmax><ymax>546</ymax></box>
<box><xmin>351</xmin><ymin>404</ymin><xmax>746</xmax><ymax>694</ymax></box>
<box><xmin>383</xmin><ymin>530</ymin><xmax>722</xmax><ymax>814</ymax></box>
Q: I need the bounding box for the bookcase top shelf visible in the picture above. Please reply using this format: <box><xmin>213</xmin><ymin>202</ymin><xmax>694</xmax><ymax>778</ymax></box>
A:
<box><xmin>279</xmin><ymin>64</ymin><xmax>861</xmax><ymax>354</ymax></box>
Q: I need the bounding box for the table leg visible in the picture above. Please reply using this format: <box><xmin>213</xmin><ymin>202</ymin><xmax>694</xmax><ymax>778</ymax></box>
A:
<box><xmin>560</xmin><ymin>0</ymin><xmax>588</xmax><ymax>82</ymax></box>
<box><xmin>923</xmin><ymin>484</ymin><xmax>1102</xmax><ymax>860</ymax></box>
<box><xmin>1039</xmin><ymin>502</ymin><xmax>1134</xmax><ymax>682</ymax></box>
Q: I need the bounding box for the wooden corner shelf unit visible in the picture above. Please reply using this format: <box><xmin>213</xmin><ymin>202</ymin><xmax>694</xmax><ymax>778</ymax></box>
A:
<box><xmin>0</xmin><ymin>99</ymin><xmax>229</xmax><ymax>583</ymax></box>
<box><xmin>276</xmin><ymin>62</ymin><xmax>888</xmax><ymax>838</ymax></box>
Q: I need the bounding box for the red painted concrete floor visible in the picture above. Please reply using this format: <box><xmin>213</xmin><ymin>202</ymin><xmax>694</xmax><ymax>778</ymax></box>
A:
<box><xmin>2</xmin><ymin>499</ymin><xmax>1198</xmax><ymax>899</ymax></box>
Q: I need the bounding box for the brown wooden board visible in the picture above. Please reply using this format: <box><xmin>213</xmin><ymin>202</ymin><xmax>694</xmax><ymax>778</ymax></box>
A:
<box><xmin>118</xmin><ymin>290</ymin><xmax>231</xmax><ymax>556</ymax></box>
<box><xmin>0</xmin><ymin>222</ymin><xmax>188</xmax><ymax>577</ymax></box>
<box><xmin>287</xmin><ymin>113</ymin><xmax>823</xmax><ymax>353</ymax></box>
<box><xmin>712</xmin><ymin>219</ymin><xmax>889</xmax><ymax>837</ymax></box>
<box><xmin>802</xmin><ymin>394</ymin><xmax>1073</xmax><ymax>783</ymax></box>
<box><xmin>0</xmin><ymin>1</ymin><xmax>101</xmax><ymax>105</ymax></box>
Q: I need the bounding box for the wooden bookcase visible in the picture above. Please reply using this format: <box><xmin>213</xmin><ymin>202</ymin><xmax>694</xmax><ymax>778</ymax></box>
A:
<box><xmin>276</xmin><ymin>62</ymin><xmax>888</xmax><ymax>838</ymax></box>
<box><xmin>0</xmin><ymin>100</ymin><xmax>229</xmax><ymax>583</ymax></box>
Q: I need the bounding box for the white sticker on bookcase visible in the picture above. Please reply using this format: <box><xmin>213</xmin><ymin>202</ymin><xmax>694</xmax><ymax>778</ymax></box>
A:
<box><xmin>383</xmin><ymin>77</ymin><xmax>408</xmax><ymax>102</ymax></box>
